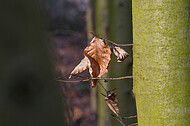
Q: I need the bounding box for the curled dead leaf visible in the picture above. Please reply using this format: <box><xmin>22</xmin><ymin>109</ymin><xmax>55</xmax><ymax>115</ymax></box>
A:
<box><xmin>111</xmin><ymin>45</ymin><xmax>129</xmax><ymax>62</ymax></box>
<box><xmin>69</xmin><ymin>56</ymin><xmax>90</xmax><ymax>78</ymax></box>
<box><xmin>88</xmin><ymin>57</ymin><xmax>99</xmax><ymax>87</ymax></box>
<box><xmin>84</xmin><ymin>37</ymin><xmax>111</xmax><ymax>87</ymax></box>
<box><xmin>105</xmin><ymin>93</ymin><xmax>119</xmax><ymax>117</ymax></box>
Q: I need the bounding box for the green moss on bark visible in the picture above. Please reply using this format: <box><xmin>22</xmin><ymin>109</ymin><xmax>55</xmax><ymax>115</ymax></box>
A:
<box><xmin>133</xmin><ymin>0</ymin><xmax>190</xmax><ymax>125</ymax></box>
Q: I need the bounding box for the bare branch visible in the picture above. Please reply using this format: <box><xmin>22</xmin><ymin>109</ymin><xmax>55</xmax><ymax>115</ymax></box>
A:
<box><xmin>57</xmin><ymin>79</ymin><xmax>89</xmax><ymax>83</ymax></box>
<box><xmin>57</xmin><ymin>74</ymin><xmax>135</xmax><ymax>125</ymax></box>
<box><xmin>123</xmin><ymin>115</ymin><xmax>137</xmax><ymax>119</ymax></box>
<box><xmin>58</xmin><ymin>74</ymin><xmax>88</xmax><ymax>79</ymax></box>
<box><xmin>96</xmin><ymin>76</ymin><xmax>133</xmax><ymax>80</ymax></box>
<box><xmin>98</xmin><ymin>81</ymin><xmax>124</xmax><ymax>125</ymax></box>
<box><xmin>97</xmin><ymin>81</ymin><xmax>108</xmax><ymax>95</ymax></box>
<box><xmin>90</xmin><ymin>32</ymin><xmax>133</xmax><ymax>47</ymax></box>
<box><xmin>108</xmin><ymin>88</ymin><xmax>117</xmax><ymax>92</ymax></box>
<box><xmin>128</xmin><ymin>123</ymin><xmax>138</xmax><ymax>126</ymax></box>
<box><xmin>101</xmin><ymin>93</ymin><xmax>107</xmax><ymax>97</ymax></box>
<box><xmin>57</xmin><ymin>75</ymin><xmax>133</xmax><ymax>83</ymax></box>
<box><xmin>111</xmin><ymin>114</ymin><xmax>126</xmax><ymax>126</ymax></box>
<box><xmin>57</xmin><ymin>74</ymin><xmax>70</xmax><ymax>79</ymax></box>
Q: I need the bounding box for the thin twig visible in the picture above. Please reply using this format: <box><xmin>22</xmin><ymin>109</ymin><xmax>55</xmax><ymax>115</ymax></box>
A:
<box><xmin>57</xmin><ymin>75</ymin><xmax>133</xmax><ymax>83</ymax></box>
<box><xmin>108</xmin><ymin>88</ymin><xmax>117</xmax><ymax>92</ymax></box>
<box><xmin>97</xmin><ymin>80</ymin><xmax>108</xmax><ymax>93</ymax></box>
<box><xmin>92</xmin><ymin>76</ymin><xmax>133</xmax><ymax>80</ymax></box>
<box><xmin>90</xmin><ymin>32</ymin><xmax>133</xmax><ymax>47</ymax></box>
<box><xmin>58</xmin><ymin>74</ymin><xmax>135</xmax><ymax>126</ymax></box>
<box><xmin>57</xmin><ymin>74</ymin><xmax>70</xmax><ymax>79</ymax></box>
<box><xmin>57</xmin><ymin>79</ymin><xmax>89</xmax><ymax>83</ymax></box>
<box><xmin>58</xmin><ymin>74</ymin><xmax>88</xmax><ymax>79</ymax></box>
<box><xmin>98</xmin><ymin>81</ymin><xmax>125</xmax><ymax>126</ymax></box>
<box><xmin>98</xmin><ymin>81</ymin><xmax>119</xmax><ymax>116</ymax></box>
<box><xmin>123</xmin><ymin>115</ymin><xmax>137</xmax><ymax>119</ymax></box>
<box><xmin>101</xmin><ymin>93</ymin><xmax>107</xmax><ymax>97</ymax></box>
<box><xmin>70</xmin><ymin>74</ymin><xmax>89</xmax><ymax>79</ymax></box>
<box><xmin>128</xmin><ymin>123</ymin><xmax>138</xmax><ymax>126</ymax></box>
<box><xmin>111</xmin><ymin>114</ymin><xmax>126</xmax><ymax>126</ymax></box>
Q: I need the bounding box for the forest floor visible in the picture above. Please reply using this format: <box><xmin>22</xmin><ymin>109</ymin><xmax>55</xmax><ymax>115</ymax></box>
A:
<box><xmin>49</xmin><ymin>31</ymin><xmax>97</xmax><ymax>126</ymax></box>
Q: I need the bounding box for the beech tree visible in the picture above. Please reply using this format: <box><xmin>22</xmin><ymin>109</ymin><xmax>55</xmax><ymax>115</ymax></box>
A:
<box><xmin>133</xmin><ymin>0</ymin><xmax>190</xmax><ymax>125</ymax></box>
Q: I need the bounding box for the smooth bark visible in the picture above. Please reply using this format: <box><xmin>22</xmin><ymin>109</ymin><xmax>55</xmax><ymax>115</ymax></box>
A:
<box><xmin>95</xmin><ymin>0</ymin><xmax>111</xmax><ymax>126</ymax></box>
<box><xmin>86</xmin><ymin>0</ymin><xmax>97</xmax><ymax>114</ymax></box>
<box><xmin>133</xmin><ymin>0</ymin><xmax>190</xmax><ymax>125</ymax></box>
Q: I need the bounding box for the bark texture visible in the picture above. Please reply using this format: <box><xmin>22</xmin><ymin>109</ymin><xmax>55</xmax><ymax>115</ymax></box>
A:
<box><xmin>133</xmin><ymin>0</ymin><xmax>190</xmax><ymax>125</ymax></box>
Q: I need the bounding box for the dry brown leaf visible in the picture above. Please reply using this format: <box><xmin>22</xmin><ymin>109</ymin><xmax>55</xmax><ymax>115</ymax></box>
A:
<box><xmin>88</xmin><ymin>57</ymin><xmax>99</xmax><ymax>87</ymax></box>
<box><xmin>69</xmin><ymin>56</ymin><xmax>90</xmax><ymax>78</ymax></box>
<box><xmin>84</xmin><ymin>37</ymin><xmax>111</xmax><ymax>87</ymax></box>
<box><xmin>111</xmin><ymin>45</ymin><xmax>129</xmax><ymax>62</ymax></box>
<box><xmin>105</xmin><ymin>93</ymin><xmax>119</xmax><ymax>116</ymax></box>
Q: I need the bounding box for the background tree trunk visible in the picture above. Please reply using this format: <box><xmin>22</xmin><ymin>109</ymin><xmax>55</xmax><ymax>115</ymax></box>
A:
<box><xmin>95</xmin><ymin>0</ymin><xmax>111</xmax><ymax>126</ymax></box>
<box><xmin>0</xmin><ymin>1</ymin><xmax>66</xmax><ymax>126</ymax></box>
<box><xmin>133</xmin><ymin>0</ymin><xmax>190</xmax><ymax>125</ymax></box>
<box><xmin>108</xmin><ymin>0</ymin><xmax>137</xmax><ymax>125</ymax></box>
<box><xmin>86</xmin><ymin>0</ymin><xmax>97</xmax><ymax>114</ymax></box>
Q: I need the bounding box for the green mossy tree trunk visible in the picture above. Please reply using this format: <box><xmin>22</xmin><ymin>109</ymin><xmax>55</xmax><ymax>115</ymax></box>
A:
<box><xmin>0</xmin><ymin>1</ymin><xmax>66</xmax><ymax>126</ymax></box>
<box><xmin>133</xmin><ymin>0</ymin><xmax>190</xmax><ymax>125</ymax></box>
<box><xmin>108</xmin><ymin>0</ymin><xmax>137</xmax><ymax>125</ymax></box>
<box><xmin>86</xmin><ymin>0</ymin><xmax>95</xmax><ymax>41</ymax></box>
<box><xmin>95</xmin><ymin>0</ymin><xmax>111</xmax><ymax>126</ymax></box>
<box><xmin>86</xmin><ymin>0</ymin><xmax>97</xmax><ymax>114</ymax></box>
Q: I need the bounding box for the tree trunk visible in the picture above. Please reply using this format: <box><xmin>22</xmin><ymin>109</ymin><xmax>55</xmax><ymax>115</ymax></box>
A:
<box><xmin>95</xmin><ymin>0</ymin><xmax>111</xmax><ymax>126</ymax></box>
<box><xmin>133</xmin><ymin>0</ymin><xmax>190</xmax><ymax>125</ymax></box>
<box><xmin>86</xmin><ymin>0</ymin><xmax>95</xmax><ymax>41</ymax></box>
<box><xmin>86</xmin><ymin>0</ymin><xmax>97</xmax><ymax>114</ymax></box>
<box><xmin>108</xmin><ymin>0</ymin><xmax>137</xmax><ymax>125</ymax></box>
<box><xmin>0</xmin><ymin>1</ymin><xmax>66</xmax><ymax>126</ymax></box>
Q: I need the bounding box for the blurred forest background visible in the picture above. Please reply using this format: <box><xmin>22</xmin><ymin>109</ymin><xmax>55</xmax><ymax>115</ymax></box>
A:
<box><xmin>46</xmin><ymin>0</ymin><xmax>94</xmax><ymax>125</ymax></box>
<box><xmin>46</xmin><ymin>0</ymin><xmax>136</xmax><ymax>126</ymax></box>
<box><xmin>1</xmin><ymin>0</ymin><xmax>189</xmax><ymax>126</ymax></box>
<box><xmin>0</xmin><ymin>0</ymin><xmax>136</xmax><ymax>126</ymax></box>
<box><xmin>45</xmin><ymin>0</ymin><xmax>190</xmax><ymax>125</ymax></box>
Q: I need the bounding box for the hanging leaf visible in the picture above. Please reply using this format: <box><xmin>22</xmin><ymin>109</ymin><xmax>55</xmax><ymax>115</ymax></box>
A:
<box><xmin>69</xmin><ymin>56</ymin><xmax>90</xmax><ymax>78</ymax></box>
<box><xmin>88</xmin><ymin>57</ymin><xmax>99</xmax><ymax>87</ymax></box>
<box><xmin>105</xmin><ymin>93</ymin><xmax>119</xmax><ymax>117</ymax></box>
<box><xmin>111</xmin><ymin>45</ymin><xmax>129</xmax><ymax>62</ymax></box>
<box><xmin>84</xmin><ymin>37</ymin><xmax>111</xmax><ymax>87</ymax></box>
